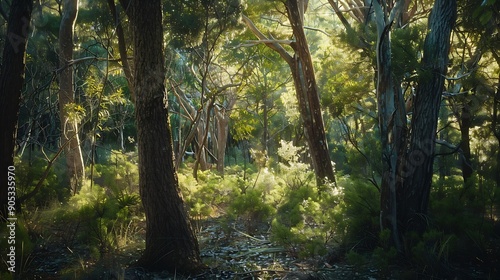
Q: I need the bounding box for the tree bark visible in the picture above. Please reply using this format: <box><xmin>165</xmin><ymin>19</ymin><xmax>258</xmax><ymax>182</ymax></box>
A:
<box><xmin>106</xmin><ymin>0</ymin><xmax>134</xmax><ymax>101</ymax></box>
<box><xmin>459</xmin><ymin>97</ymin><xmax>473</xmax><ymax>183</ymax></box>
<box><xmin>215</xmin><ymin>95</ymin><xmax>237</xmax><ymax>174</ymax></box>
<box><xmin>193</xmin><ymin>97</ymin><xmax>215</xmax><ymax>177</ymax></box>
<box><xmin>374</xmin><ymin>0</ymin><xmax>406</xmax><ymax>252</ymax></box>
<box><xmin>129</xmin><ymin>0</ymin><xmax>204</xmax><ymax>273</ymax></box>
<box><xmin>285</xmin><ymin>0</ymin><xmax>336</xmax><ymax>186</ymax></box>
<box><xmin>242</xmin><ymin>1</ymin><xmax>335</xmax><ymax>186</ymax></box>
<box><xmin>58</xmin><ymin>0</ymin><xmax>85</xmax><ymax>195</ymax></box>
<box><xmin>0</xmin><ymin>0</ymin><xmax>33</xmax><ymax>220</ymax></box>
<box><xmin>493</xmin><ymin>71</ymin><xmax>500</xmax><ymax>190</ymax></box>
<box><xmin>400</xmin><ymin>0</ymin><xmax>457</xmax><ymax>235</ymax></box>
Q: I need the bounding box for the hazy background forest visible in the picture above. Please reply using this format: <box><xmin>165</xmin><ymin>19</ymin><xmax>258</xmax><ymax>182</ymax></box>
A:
<box><xmin>1</xmin><ymin>0</ymin><xmax>499</xmax><ymax>279</ymax></box>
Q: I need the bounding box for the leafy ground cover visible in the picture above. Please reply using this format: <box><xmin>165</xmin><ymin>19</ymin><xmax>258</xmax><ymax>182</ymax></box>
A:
<box><xmin>18</xmin><ymin>214</ymin><xmax>496</xmax><ymax>280</ymax></box>
<box><xmin>3</xmin><ymin>145</ymin><xmax>499</xmax><ymax>279</ymax></box>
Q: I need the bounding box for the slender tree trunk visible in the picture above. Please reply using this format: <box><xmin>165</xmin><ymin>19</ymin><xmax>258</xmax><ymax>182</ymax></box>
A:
<box><xmin>106</xmin><ymin>0</ymin><xmax>134</xmax><ymax>101</ymax></box>
<box><xmin>493</xmin><ymin>72</ymin><xmax>500</xmax><ymax>189</ymax></box>
<box><xmin>374</xmin><ymin>0</ymin><xmax>406</xmax><ymax>251</ymax></box>
<box><xmin>0</xmin><ymin>0</ymin><xmax>33</xmax><ymax>220</ymax></box>
<box><xmin>128</xmin><ymin>0</ymin><xmax>203</xmax><ymax>272</ymax></box>
<box><xmin>193</xmin><ymin>98</ymin><xmax>215</xmax><ymax>178</ymax></box>
<box><xmin>459</xmin><ymin>98</ymin><xmax>473</xmax><ymax>183</ymax></box>
<box><xmin>215</xmin><ymin>97</ymin><xmax>236</xmax><ymax>175</ymax></box>
<box><xmin>285</xmin><ymin>0</ymin><xmax>336</xmax><ymax>186</ymax></box>
<box><xmin>174</xmin><ymin>90</ymin><xmax>203</xmax><ymax>169</ymax></box>
<box><xmin>401</xmin><ymin>0</ymin><xmax>457</xmax><ymax>235</ymax></box>
<box><xmin>59</xmin><ymin>0</ymin><xmax>84</xmax><ymax>195</ymax></box>
<box><xmin>438</xmin><ymin>104</ymin><xmax>450</xmax><ymax>180</ymax></box>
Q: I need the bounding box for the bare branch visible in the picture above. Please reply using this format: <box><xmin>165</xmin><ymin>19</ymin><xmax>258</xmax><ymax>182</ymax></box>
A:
<box><xmin>237</xmin><ymin>39</ymin><xmax>294</xmax><ymax>47</ymax></box>
<box><xmin>241</xmin><ymin>14</ymin><xmax>293</xmax><ymax>65</ymax></box>
<box><xmin>261</xmin><ymin>16</ymin><xmax>331</xmax><ymax>36</ymax></box>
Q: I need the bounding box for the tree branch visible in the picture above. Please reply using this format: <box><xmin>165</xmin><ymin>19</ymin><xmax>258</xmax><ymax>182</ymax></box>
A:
<box><xmin>241</xmin><ymin>15</ymin><xmax>293</xmax><ymax>65</ymax></box>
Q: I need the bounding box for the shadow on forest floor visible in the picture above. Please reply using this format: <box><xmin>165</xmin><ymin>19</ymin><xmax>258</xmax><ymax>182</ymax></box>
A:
<box><xmin>20</xmin><ymin>217</ymin><xmax>498</xmax><ymax>280</ymax></box>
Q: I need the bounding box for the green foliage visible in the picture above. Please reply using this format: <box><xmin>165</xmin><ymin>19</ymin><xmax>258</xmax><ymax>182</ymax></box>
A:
<box><xmin>0</xmin><ymin>218</ymin><xmax>34</xmax><ymax>277</ymax></box>
<box><xmin>179</xmin><ymin>168</ymin><xmax>233</xmax><ymax>219</ymax></box>
<box><xmin>15</xmin><ymin>155</ymin><xmax>68</xmax><ymax>208</ymax></box>
<box><xmin>408</xmin><ymin>230</ymin><xmax>456</xmax><ymax>274</ymax></box>
<box><xmin>230</xmin><ymin>108</ymin><xmax>258</xmax><ymax>140</ymax></box>
<box><xmin>391</xmin><ymin>25</ymin><xmax>425</xmax><ymax>80</ymax></box>
<box><xmin>270</xmin><ymin>142</ymin><xmax>345</xmax><ymax>258</ymax></box>
<box><xmin>229</xmin><ymin>188</ymin><xmax>275</xmax><ymax>231</ymax></box>
<box><xmin>346</xmin><ymin>250</ymin><xmax>367</xmax><ymax>269</ymax></box>
<box><xmin>343</xmin><ymin>132</ymin><xmax>381</xmax><ymax>177</ymax></box>
<box><xmin>371</xmin><ymin>229</ymin><xmax>398</xmax><ymax>275</ymax></box>
<box><xmin>165</xmin><ymin>1</ymin><xmax>205</xmax><ymax>47</ymax></box>
<box><xmin>318</xmin><ymin>47</ymin><xmax>373</xmax><ymax>117</ymax></box>
<box><xmin>56</xmin><ymin>179</ymin><xmax>140</xmax><ymax>254</ymax></box>
<box><xmin>93</xmin><ymin>150</ymin><xmax>139</xmax><ymax>199</ymax></box>
<box><xmin>335</xmin><ymin>176</ymin><xmax>380</xmax><ymax>249</ymax></box>
<box><xmin>33</xmin><ymin>152</ymin><xmax>142</xmax><ymax>257</ymax></box>
<box><xmin>373</xmin><ymin>246</ymin><xmax>397</xmax><ymax>275</ymax></box>
<box><xmin>63</xmin><ymin>103</ymin><xmax>86</xmax><ymax>124</ymax></box>
<box><xmin>166</xmin><ymin>0</ymin><xmax>243</xmax><ymax>48</ymax></box>
<box><xmin>276</xmin><ymin>140</ymin><xmax>314</xmax><ymax>189</ymax></box>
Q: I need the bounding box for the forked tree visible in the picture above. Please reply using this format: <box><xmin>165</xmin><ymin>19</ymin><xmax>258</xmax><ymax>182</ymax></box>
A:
<box><xmin>242</xmin><ymin>0</ymin><xmax>336</xmax><ymax>186</ymax></box>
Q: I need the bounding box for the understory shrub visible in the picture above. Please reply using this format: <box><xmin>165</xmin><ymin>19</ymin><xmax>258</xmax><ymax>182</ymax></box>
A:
<box><xmin>15</xmin><ymin>155</ymin><xmax>68</xmax><ymax>209</ymax></box>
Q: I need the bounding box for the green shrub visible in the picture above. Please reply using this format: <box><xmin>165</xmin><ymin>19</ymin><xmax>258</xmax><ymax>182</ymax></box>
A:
<box><xmin>15</xmin><ymin>156</ymin><xmax>68</xmax><ymax>209</ymax></box>
<box><xmin>335</xmin><ymin>175</ymin><xmax>380</xmax><ymax>249</ymax></box>
<box><xmin>229</xmin><ymin>188</ymin><xmax>275</xmax><ymax>231</ymax></box>
<box><xmin>0</xmin><ymin>218</ymin><xmax>34</xmax><ymax>277</ymax></box>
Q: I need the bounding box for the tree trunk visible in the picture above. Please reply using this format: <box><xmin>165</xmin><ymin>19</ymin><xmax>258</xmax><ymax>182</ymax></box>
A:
<box><xmin>400</xmin><ymin>0</ymin><xmax>457</xmax><ymax>236</ymax></box>
<box><xmin>493</xmin><ymin>72</ymin><xmax>500</xmax><ymax>189</ymax></box>
<box><xmin>285</xmin><ymin>0</ymin><xmax>336</xmax><ymax>186</ymax></box>
<box><xmin>106</xmin><ymin>0</ymin><xmax>134</xmax><ymax>101</ymax></box>
<box><xmin>59</xmin><ymin>0</ymin><xmax>84</xmax><ymax>195</ymax></box>
<box><xmin>0</xmin><ymin>0</ymin><xmax>33</xmax><ymax>220</ymax></box>
<box><xmin>262</xmin><ymin>89</ymin><xmax>269</xmax><ymax>156</ymax></box>
<box><xmin>129</xmin><ymin>0</ymin><xmax>203</xmax><ymax>273</ymax></box>
<box><xmin>374</xmin><ymin>0</ymin><xmax>407</xmax><ymax>251</ymax></box>
<box><xmin>193</xmin><ymin>98</ymin><xmax>215</xmax><ymax>178</ymax></box>
<box><xmin>215</xmin><ymin>96</ymin><xmax>236</xmax><ymax>175</ymax></box>
<box><xmin>459</xmin><ymin>98</ymin><xmax>473</xmax><ymax>183</ymax></box>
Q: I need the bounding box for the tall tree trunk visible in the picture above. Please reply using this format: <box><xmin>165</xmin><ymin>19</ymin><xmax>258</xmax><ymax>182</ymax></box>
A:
<box><xmin>0</xmin><ymin>0</ymin><xmax>33</xmax><ymax>219</ymax></box>
<box><xmin>128</xmin><ymin>0</ymin><xmax>203</xmax><ymax>272</ymax></box>
<box><xmin>285</xmin><ymin>0</ymin><xmax>336</xmax><ymax>186</ymax></box>
<box><xmin>59</xmin><ymin>0</ymin><xmax>84</xmax><ymax>195</ymax></box>
<box><xmin>374</xmin><ymin>0</ymin><xmax>406</xmax><ymax>251</ymax></box>
<box><xmin>242</xmin><ymin>0</ymin><xmax>335</xmax><ymax>186</ymax></box>
<box><xmin>400</xmin><ymin>0</ymin><xmax>457</xmax><ymax>236</ymax></box>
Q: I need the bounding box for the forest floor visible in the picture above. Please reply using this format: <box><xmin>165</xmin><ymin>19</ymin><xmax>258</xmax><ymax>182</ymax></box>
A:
<box><xmin>21</xmin><ymin>217</ymin><xmax>496</xmax><ymax>280</ymax></box>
